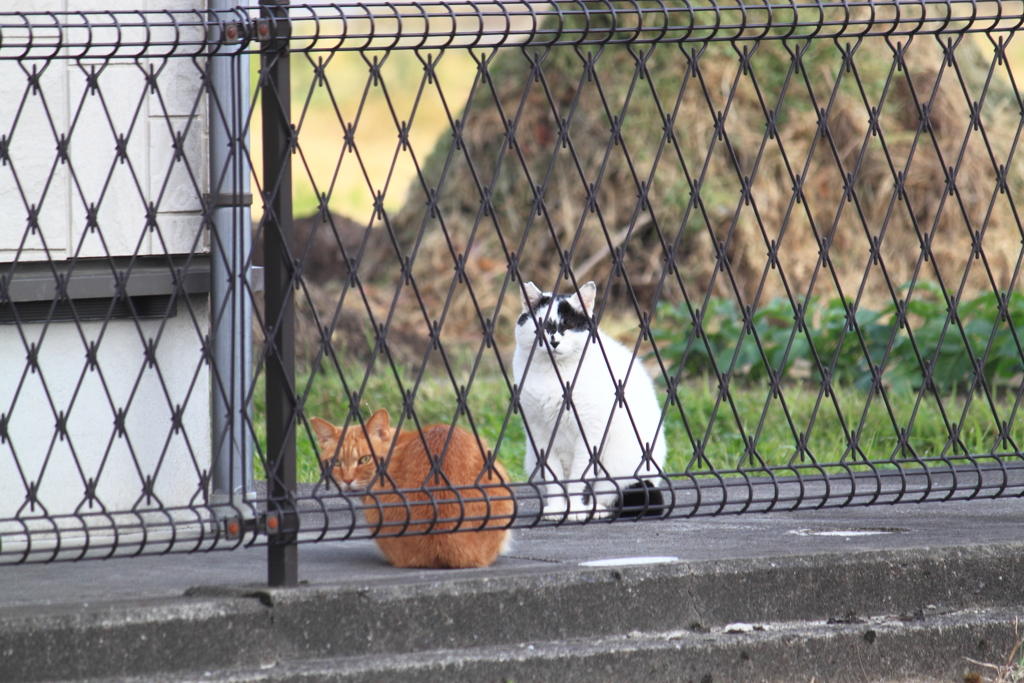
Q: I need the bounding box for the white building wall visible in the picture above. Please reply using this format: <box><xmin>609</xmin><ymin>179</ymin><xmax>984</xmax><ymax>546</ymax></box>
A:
<box><xmin>0</xmin><ymin>303</ymin><xmax>211</xmax><ymax>519</ymax></box>
<box><xmin>0</xmin><ymin>0</ymin><xmax>210</xmax><ymax>263</ymax></box>
<box><xmin>0</xmin><ymin>0</ymin><xmax>212</xmax><ymax>520</ymax></box>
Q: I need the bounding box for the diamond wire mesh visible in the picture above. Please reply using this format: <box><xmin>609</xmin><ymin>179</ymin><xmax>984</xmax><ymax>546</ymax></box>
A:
<box><xmin>0</xmin><ymin>46</ymin><xmax>222</xmax><ymax>562</ymax></box>
<box><xmin>266</xmin><ymin>3</ymin><xmax>1024</xmax><ymax>544</ymax></box>
<box><xmin>2</xmin><ymin>3</ymin><xmax>1024</xmax><ymax>565</ymax></box>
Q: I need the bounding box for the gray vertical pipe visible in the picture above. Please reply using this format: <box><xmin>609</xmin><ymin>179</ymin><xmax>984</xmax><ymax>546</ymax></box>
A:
<box><xmin>209</xmin><ymin>3</ymin><xmax>255</xmax><ymax>513</ymax></box>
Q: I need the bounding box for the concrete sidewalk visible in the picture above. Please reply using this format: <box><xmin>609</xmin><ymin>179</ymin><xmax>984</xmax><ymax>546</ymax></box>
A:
<box><xmin>2</xmin><ymin>498</ymin><xmax>1024</xmax><ymax>681</ymax></box>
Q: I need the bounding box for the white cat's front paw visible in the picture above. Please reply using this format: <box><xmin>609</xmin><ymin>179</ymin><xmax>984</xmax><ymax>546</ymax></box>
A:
<box><xmin>565</xmin><ymin>505</ymin><xmax>612</xmax><ymax>522</ymax></box>
<box><xmin>540</xmin><ymin>499</ymin><xmax>567</xmax><ymax>521</ymax></box>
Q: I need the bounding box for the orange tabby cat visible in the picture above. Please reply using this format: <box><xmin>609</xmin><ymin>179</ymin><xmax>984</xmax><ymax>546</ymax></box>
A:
<box><xmin>310</xmin><ymin>409</ymin><xmax>514</xmax><ymax>569</ymax></box>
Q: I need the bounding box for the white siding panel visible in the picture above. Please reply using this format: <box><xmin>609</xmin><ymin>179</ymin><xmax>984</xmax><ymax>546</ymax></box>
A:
<box><xmin>0</xmin><ymin>298</ymin><xmax>212</xmax><ymax>518</ymax></box>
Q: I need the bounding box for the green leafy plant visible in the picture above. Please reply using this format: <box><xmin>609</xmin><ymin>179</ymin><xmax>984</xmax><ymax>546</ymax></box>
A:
<box><xmin>652</xmin><ymin>285</ymin><xmax>1024</xmax><ymax>395</ymax></box>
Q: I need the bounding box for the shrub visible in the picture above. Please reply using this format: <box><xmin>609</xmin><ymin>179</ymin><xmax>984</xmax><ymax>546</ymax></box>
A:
<box><xmin>652</xmin><ymin>284</ymin><xmax>1024</xmax><ymax>394</ymax></box>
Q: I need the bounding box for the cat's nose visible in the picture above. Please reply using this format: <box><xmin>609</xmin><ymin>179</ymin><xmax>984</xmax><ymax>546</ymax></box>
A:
<box><xmin>549</xmin><ymin>338</ymin><xmax>560</xmax><ymax>348</ymax></box>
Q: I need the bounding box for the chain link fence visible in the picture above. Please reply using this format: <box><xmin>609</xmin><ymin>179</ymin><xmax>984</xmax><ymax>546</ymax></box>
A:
<box><xmin>2</xmin><ymin>2</ymin><xmax>1023</xmax><ymax>583</ymax></box>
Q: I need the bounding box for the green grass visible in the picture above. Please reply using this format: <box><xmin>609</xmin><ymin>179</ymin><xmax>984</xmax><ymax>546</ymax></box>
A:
<box><xmin>662</xmin><ymin>376</ymin><xmax>1023</xmax><ymax>473</ymax></box>
<box><xmin>252</xmin><ymin>365</ymin><xmax>526</xmax><ymax>484</ymax></box>
<box><xmin>252</xmin><ymin>365</ymin><xmax>1023</xmax><ymax>484</ymax></box>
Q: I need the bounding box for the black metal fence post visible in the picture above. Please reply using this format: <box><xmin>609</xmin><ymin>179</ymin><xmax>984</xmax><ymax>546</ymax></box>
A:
<box><xmin>260</xmin><ymin>0</ymin><xmax>298</xmax><ymax>587</ymax></box>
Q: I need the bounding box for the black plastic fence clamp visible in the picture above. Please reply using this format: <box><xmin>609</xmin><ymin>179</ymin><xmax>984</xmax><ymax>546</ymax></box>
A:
<box><xmin>254</xmin><ymin>10</ymin><xmax>291</xmax><ymax>47</ymax></box>
<box><xmin>205</xmin><ymin>192</ymin><xmax>253</xmax><ymax>208</ymax></box>
<box><xmin>254</xmin><ymin>18</ymin><xmax>273</xmax><ymax>42</ymax></box>
<box><xmin>262</xmin><ymin>507</ymin><xmax>299</xmax><ymax>543</ymax></box>
<box><xmin>223</xmin><ymin>516</ymin><xmax>243</xmax><ymax>540</ymax></box>
<box><xmin>222</xmin><ymin>21</ymin><xmax>244</xmax><ymax>44</ymax></box>
<box><xmin>222</xmin><ymin>515</ymin><xmax>258</xmax><ymax>540</ymax></box>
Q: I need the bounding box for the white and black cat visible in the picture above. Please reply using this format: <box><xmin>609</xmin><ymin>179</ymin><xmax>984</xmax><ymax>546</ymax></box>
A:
<box><xmin>513</xmin><ymin>280</ymin><xmax>667</xmax><ymax>521</ymax></box>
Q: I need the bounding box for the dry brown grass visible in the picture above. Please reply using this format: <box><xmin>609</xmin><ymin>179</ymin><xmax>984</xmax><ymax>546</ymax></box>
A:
<box><xmin>964</xmin><ymin>620</ymin><xmax>1024</xmax><ymax>683</ymax></box>
<box><xmin>379</xmin><ymin>27</ymin><xmax>1023</xmax><ymax>353</ymax></box>
<box><xmin>249</xmin><ymin>49</ymin><xmax>479</xmax><ymax>222</ymax></box>
<box><xmin>262</xmin><ymin>16</ymin><xmax>1024</xmax><ymax>365</ymax></box>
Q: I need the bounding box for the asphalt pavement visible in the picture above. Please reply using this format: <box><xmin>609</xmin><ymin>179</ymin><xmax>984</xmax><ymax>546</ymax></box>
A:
<box><xmin>3</xmin><ymin>495</ymin><xmax>1022</xmax><ymax>609</ymax></box>
<box><xmin>4</xmin><ymin>495</ymin><xmax>1024</xmax><ymax>682</ymax></box>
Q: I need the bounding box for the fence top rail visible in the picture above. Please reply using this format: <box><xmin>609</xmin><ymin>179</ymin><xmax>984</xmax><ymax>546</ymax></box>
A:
<box><xmin>0</xmin><ymin>0</ymin><xmax>1022</xmax><ymax>59</ymax></box>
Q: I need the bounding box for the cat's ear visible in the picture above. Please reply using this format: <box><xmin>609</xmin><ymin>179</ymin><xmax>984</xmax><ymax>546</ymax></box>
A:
<box><xmin>575</xmin><ymin>281</ymin><xmax>597</xmax><ymax>315</ymax></box>
<box><xmin>310</xmin><ymin>417</ymin><xmax>337</xmax><ymax>444</ymax></box>
<box><xmin>521</xmin><ymin>281</ymin><xmax>544</xmax><ymax>312</ymax></box>
<box><xmin>365</xmin><ymin>409</ymin><xmax>391</xmax><ymax>441</ymax></box>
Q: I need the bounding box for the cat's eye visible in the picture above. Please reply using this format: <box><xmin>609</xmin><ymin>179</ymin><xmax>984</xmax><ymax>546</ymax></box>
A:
<box><xmin>358</xmin><ymin>455</ymin><xmax>373</xmax><ymax>465</ymax></box>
